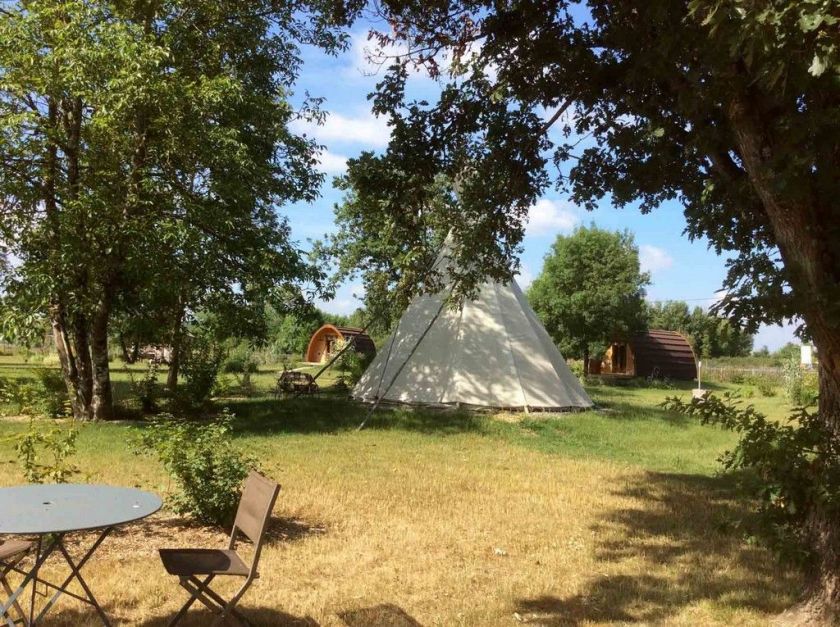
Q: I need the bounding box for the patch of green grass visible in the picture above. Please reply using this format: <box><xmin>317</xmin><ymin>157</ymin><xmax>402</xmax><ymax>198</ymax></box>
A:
<box><xmin>0</xmin><ymin>353</ymin><xmax>795</xmax><ymax>480</ymax></box>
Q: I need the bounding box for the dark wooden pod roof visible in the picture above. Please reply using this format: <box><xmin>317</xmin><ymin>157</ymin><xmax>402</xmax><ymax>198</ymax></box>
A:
<box><xmin>631</xmin><ymin>329</ymin><xmax>697</xmax><ymax>380</ymax></box>
<box><xmin>332</xmin><ymin>326</ymin><xmax>376</xmax><ymax>355</ymax></box>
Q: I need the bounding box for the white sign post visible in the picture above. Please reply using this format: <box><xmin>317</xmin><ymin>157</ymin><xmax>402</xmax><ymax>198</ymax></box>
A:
<box><xmin>801</xmin><ymin>344</ymin><xmax>813</xmax><ymax>368</ymax></box>
<box><xmin>692</xmin><ymin>360</ymin><xmax>705</xmax><ymax>399</ymax></box>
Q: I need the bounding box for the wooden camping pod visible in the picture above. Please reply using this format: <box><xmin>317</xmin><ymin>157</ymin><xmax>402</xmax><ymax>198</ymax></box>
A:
<box><xmin>305</xmin><ymin>324</ymin><xmax>376</xmax><ymax>364</ymax></box>
<box><xmin>596</xmin><ymin>329</ymin><xmax>698</xmax><ymax>380</ymax></box>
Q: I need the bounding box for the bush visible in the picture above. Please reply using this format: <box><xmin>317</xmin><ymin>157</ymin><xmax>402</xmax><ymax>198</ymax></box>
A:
<box><xmin>30</xmin><ymin>368</ymin><xmax>70</xmax><ymax>418</ymax></box>
<box><xmin>221</xmin><ymin>343</ymin><xmax>259</xmax><ymax>375</ymax></box>
<box><xmin>220</xmin><ymin>343</ymin><xmax>259</xmax><ymax>396</ymax></box>
<box><xmin>176</xmin><ymin>335</ymin><xmax>223</xmax><ymax>411</ymax></box>
<box><xmin>662</xmin><ymin>392</ymin><xmax>840</xmax><ymax>565</ymax></box>
<box><xmin>13</xmin><ymin>418</ymin><xmax>79</xmax><ymax>483</ymax></box>
<box><xmin>329</xmin><ymin>339</ymin><xmax>374</xmax><ymax>386</ymax></box>
<box><xmin>130</xmin><ymin>361</ymin><xmax>160</xmax><ymax>413</ymax></box>
<box><xmin>134</xmin><ymin>409</ymin><xmax>255</xmax><ymax>527</ymax></box>
<box><xmin>756</xmin><ymin>377</ymin><xmax>777</xmax><ymax>398</ymax></box>
<box><xmin>783</xmin><ymin>358</ymin><xmax>819</xmax><ymax>406</ymax></box>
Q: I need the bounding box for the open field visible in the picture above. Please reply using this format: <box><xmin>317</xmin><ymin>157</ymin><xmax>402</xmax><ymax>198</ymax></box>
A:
<box><xmin>0</xmin><ymin>357</ymin><xmax>804</xmax><ymax>626</ymax></box>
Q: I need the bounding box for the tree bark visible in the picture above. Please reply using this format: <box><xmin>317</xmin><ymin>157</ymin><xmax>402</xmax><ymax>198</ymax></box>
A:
<box><xmin>90</xmin><ymin>300</ymin><xmax>114</xmax><ymax>421</ymax></box>
<box><xmin>119</xmin><ymin>333</ymin><xmax>135</xmax><ymax>364</ymax></box>
<box><xmin>728</xmin><ymin>92</ymin><xmax>840</xmax><ymax>620</ymax></box>
<box><xmin>167</xmin><ymin>303</ymin><xmax>186</xmax><ymax>392</ymax></box>
<box><xmin>48</xmin><ymin>304</ymin><xmax>87</xmax><ymax>419</ymax></box>
<box><xmin>71</xmin><ymin>315</ymin><xmax>94</xmax><ymax>420</ymax></box>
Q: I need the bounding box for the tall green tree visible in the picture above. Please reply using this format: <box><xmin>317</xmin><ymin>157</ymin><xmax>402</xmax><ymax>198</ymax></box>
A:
<box><xmin>0</xmin><ymin>1</ymin><xmax>341</xmax><ymax>418</ymax></box>
<box><xmin>328</xmin><ymin>0</ymin><xmax>840</xmax><ymax>613</ymax></box>
<box><xmin>528</xmin><ymin>226</ymin><xmax>649</xmax><ymax>372</ymax></box>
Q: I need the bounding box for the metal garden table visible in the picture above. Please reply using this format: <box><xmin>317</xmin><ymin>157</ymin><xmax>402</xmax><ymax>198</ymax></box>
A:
<box><xmin>0</xmin><ymin>484</ymin><xmax>161</xmax><ymax>626</ymax></box>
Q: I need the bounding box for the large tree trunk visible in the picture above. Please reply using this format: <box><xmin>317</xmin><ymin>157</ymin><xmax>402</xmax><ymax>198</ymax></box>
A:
<box><xmin>808</xmin><ymin>364</ymin><xmax>840</xmax><ymax>617</ymax></box>
<box><xmin>70</xmin><ymin>315</ymin><xmax>94</xmax><ymax>420</ymax></box>
<box><xmin>48</xmin><ymin>304</ymin><xmax>88</xmax><ymax>419</ymax></box>
<box><xmin>90</xmin><ymin>300</ymin><xmax>114</xmax><ymax>421</ymax></box>
<box><xmin>167</xmin><ymin>304</ymin><xmax>186</xmax><ymax>392</ymax></box>
<box><xmin>728</xmin><ymin>93</ymin><xmax>840</xmax><ymax>620</ymax></box>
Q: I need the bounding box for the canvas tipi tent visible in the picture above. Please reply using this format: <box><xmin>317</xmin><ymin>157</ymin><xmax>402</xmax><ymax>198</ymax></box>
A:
<box><xmin>353</xmin><ymin>251</ymin><xmax>593</xmax><ymax>412</ymax></box>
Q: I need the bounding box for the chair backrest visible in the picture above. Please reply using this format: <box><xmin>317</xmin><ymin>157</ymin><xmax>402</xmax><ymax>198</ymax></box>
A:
<box><xmin>231</xmin><ymin>471</ymin><xmax>280</xmax><ymax>572</ymax></box>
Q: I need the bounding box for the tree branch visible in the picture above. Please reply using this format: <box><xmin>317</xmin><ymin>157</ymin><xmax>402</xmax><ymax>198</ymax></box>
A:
<box><xmin>540</xmin><ymin>98</ymin><xmax>573</xmax><ymax>135</ymax></box>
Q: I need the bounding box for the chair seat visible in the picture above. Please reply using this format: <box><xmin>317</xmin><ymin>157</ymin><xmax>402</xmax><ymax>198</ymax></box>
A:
<box><xmin>159</xmin><ymin>548</ymin><xmax>250</xmax><ymax>577</ymax></box>
<box><xmin>0</xmin><ymin>540</ymin><xmax>31</xmax><ymax>561</ymax></box>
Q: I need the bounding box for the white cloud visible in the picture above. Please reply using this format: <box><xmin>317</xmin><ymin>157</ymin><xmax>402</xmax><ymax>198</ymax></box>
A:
<box><xmin>526</xmin><ymin>199</ymin><xmax>579</xmax><ymax>235</ymax></box>
<box><xmin>317</xmin><ymin>282</ymin><xmax>366</xmax><ymax>315</ymax></box>
<box><xmin>348</xmin><ymin>31</ymin><xmax>410</xmax><ymax>78</ymax></box>
<box><xmin>515</xmin><ymin>263</ymin><xmax>534</xmax><ymax>289</ymax></box>
<box><xmin>346</xmin><ymin>30</ymin><xmax>495</xmax><ymax>83</ymax></box>
<box><xmin>316</xmin><ymin>150</ymin><xmax>348</xmax><ymax>175</ymax></box>
<box><xmin>639</xmin><ymin>244</ymin><xmax>674</xmax><ymax>274</ymax></box>
<box><xmin>291</xmin><ymin>110</ymin><xmax>390</xmax><ymax>149</ymax></box>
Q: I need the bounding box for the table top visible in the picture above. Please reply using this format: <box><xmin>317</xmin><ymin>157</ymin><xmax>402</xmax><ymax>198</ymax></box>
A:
<box><xmin>0</xmin><ymin>484</ymin><xmax>161</xmax><ymax>535</ymax></box>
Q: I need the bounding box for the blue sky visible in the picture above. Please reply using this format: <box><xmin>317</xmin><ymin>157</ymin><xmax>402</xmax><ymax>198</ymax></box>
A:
<box><xmin>281</xmin><ymin>30</ymin><xmax>797</xmax><ymax>351</ymax></box>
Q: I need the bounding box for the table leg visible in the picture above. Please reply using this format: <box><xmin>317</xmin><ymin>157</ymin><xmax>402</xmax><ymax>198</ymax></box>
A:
<box><xmin>33</xmin><ymin>527</ymin><xmax>113</xmax><ymax>626</ymax></box>
<box><xmin>28</xmin><ymin>536</ymin><xmax>43</xmax><ymax>627</ymax></box>
<box><xmin>32</xmin><ymin>527</ymin><xmax>113</xmax><ymax>627</ymax></box>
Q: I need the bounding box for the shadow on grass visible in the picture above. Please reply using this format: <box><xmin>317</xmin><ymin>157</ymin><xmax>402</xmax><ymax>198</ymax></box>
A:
<box><xmin>49</xmin><ymin>606</ymin><xmax>320</xmax><ymax>626</ymax></box>
<box><xmin>339</xmin><ymin>603</ymin><xmax>424</xmax><ymax>626</ymax></box>
<box><xmin>513</xmin><ymin>472</ymin><xmax>800</xmax><ymax>625</ymax></box>
<box><xmin>227</xmin><ymin>396</ymin><xmax>485</xmax><ymax>437</ymax></box>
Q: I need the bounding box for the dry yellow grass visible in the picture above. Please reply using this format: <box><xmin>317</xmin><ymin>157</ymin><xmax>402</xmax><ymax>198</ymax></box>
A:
<box><xmin>3</xmin><ymin>428</ymin><xmax>799</xmax><ymax>626</ymax></box>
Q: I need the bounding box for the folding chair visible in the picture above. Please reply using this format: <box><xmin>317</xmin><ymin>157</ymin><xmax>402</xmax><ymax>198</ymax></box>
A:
<box><xmin>159</xmin><ymin>471</ymin><xmax>280</xmax><ymax>627</ymax></box>
<box><xmin>0</xmin><ymin>539</ymin><xmax>32</xmax><ymax>626</ymax></box>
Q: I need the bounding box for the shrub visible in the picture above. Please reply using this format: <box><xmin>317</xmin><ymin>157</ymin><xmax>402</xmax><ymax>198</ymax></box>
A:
<box><xmin>0</xmin><ymin>376</ymin><xmax>18</xmax><ymax>410</ymax></box>
<box><xmin>782</xmin><ymin>358</ymin><xmax>819</xmax><ymax>406</ymax></box>
<box><xmin>334</xmin><ymin>344</ymin><xmax>374</xmax><ymax>386</ymax></box>
<box><xmin>221</xmin><ymin>344</ymin><xmax>259</xmax><ymax>396</ymax></box>
<box><xmin>221</xmin><ymin>343</ymin><xmax>259</xmax><ymax>375</ymax></box>
<box><xmin>0</xmin><ymin>376</ymin><xmax>34</xmax><ymax>415</ymax></box>
<box><xmin>129</xmin><ymin>361</ymin><xmax>160</xmax><ymax>413</ymax></box>
<box><xmin>13</xmin><ymin>418</ymin><xmax>79</xmax><ymax>483</ymax></box>
<box><xmin>662</xmin><ymin>392</ymin><xmax>840</xmax><ymax>565</ymax></box>
<box><xmin>31</xmin><ymin>368</ymin><xmax>70</xmax><ymax>418</ymax></box>
<box><xmin>134</xmin><ymin>409</ymin><xmax>255</xmax><ymax>527</ymax></box>
<box><xmin>756</xmin><ymin>377</ymin><xmax>777</xmax><ymax>398</ymax></box>
<box><xmin>645</xmin><ymin>375</ymin><xmax>674</xmax><ymax>390</ymax></box>
<box><xmin>213</xmin><ymin>374</ymin><xmax>236</xmax><ymax>398</ymax></box>
<box><xmin>176</xmin><ymin>335</ymin><xmax>223</xmax><ymax>410</ymax></box>
<box><xmin>782</xmin><ymin>357</ymin><xmax>803</xmax><ymax>403</ymax></box>
<box><xmin>799</xmin><ymin>370</ymin><xmax>819</xmax><ymax>406</ymax></box>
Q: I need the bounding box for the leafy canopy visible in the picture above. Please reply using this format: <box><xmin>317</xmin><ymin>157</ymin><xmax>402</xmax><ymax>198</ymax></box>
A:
<box><xmin>330</xmin><ymin>0</ymin><xmax>838</xmax><ymax>332</ymax></box>
<box><xmin>528</xmin><ymin>225</ymin><xmax>649</xmax><ymax>361</ymax></box>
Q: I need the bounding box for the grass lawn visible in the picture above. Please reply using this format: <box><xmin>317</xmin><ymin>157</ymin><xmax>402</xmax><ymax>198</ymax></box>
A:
<box><xmin>0</xmin><ymin>357</ymin><xmax>804</xmax><ymax>626</ymax></box>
